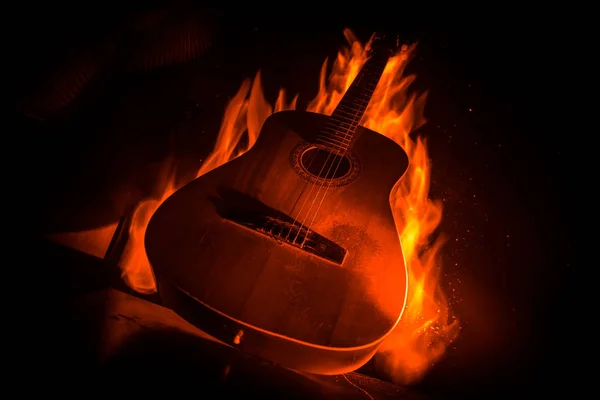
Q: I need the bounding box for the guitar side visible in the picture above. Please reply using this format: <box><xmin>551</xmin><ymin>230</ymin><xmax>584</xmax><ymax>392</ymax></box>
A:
<box><xmin>145</xmin><ymin>110</ymin><xmax>410</xmax><ymax>374</ymax></box>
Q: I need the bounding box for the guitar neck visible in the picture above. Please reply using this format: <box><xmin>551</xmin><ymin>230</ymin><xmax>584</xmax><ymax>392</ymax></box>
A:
<box><xmin>317</xmin><ymin>51</ymin><xmax>390</xmax><ymax>152</ymax></box>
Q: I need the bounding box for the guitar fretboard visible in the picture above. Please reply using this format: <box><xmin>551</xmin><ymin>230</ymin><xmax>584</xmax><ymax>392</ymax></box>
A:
<box><xmin>316</xmin><ymin>52</ymin><xmax>389</xmax><ymax>153</ymax></box>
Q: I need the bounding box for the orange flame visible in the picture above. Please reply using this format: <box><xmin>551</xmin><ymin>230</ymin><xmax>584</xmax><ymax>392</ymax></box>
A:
<box><xmin>120</xmin><ymin>72</ymin><xmax>297</xmax><ymax>293</ymax></box>
<box><xmin>120</xmin><ymin>28</ymin><xmax>459</xmax><ymax>384</ymax></box>
<box><xmin>119</xmin><ymin>158</ymin><xmax>177</xmax><ymax>294</ymax></box>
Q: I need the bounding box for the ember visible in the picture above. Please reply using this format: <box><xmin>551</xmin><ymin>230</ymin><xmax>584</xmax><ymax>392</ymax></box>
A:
<box><xmin>120</xmin><ymin>28</ymin><xmax>459</xmax><ymax>384</ymax></box>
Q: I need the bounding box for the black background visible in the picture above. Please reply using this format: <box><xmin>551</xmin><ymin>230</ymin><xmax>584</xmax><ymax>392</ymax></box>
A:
<box><xmin>12</xmin><ymin>3</ymin><xmax>574</xmax><ymax>398</ymax></box>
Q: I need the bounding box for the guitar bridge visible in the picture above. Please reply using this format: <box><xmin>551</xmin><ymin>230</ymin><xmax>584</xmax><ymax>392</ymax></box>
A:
<box><xmin>222</xmin><ymin>209</ymin><xmax>347</xmax><ymax>265</ymax></box>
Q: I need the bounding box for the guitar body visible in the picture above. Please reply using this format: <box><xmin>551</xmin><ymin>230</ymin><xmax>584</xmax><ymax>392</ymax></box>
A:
<box><xmin>145</xmin><ymin>110</ymin><xmax>409</xmax><ymax>374</ymax></box>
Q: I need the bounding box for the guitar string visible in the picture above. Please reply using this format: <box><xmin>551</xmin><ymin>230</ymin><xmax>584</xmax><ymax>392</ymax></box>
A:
<box><xmin>284</xmin><ymin>55</ymin><xmax>376</xmax><ymax>243</ymax></box>
<box><xmin>285</xmin><ymin>116</ymin><xmax>349</xmax><ymax>243</ymax></box>
<box><xmin>291</xmin><ymin>59</ymin><xmax>375</xmax><ymax>244</ymax></box>
<box><xmin>294</xmin><ymin>52</ymin><xmax>386</xmax><ymax>246</ymax></box>
<box><xmin>285</xmin><ymin>128</ymin><xmax>342</xmax><ymax>223</ymax></box>
<box><xmin>285</xmin><ymin>44</ymin><xmax>387</xmax><ymax>245</ymax></box>
<box><xmin>301</xmin><ymin>56</ymin><xmax>388</xmax><ymax>246</ymax></box>
<box><xmin>283</xmin><ymin>132</ymin><xmax>341</xmax><ymax>240</ymax></box>
<box><xmin>298</xmin><ymin>88</ymin><xmax>366</xmax><ymax>245</ymax></box>
<box><xmin>285</xmin><ymin>116</ymin><xmax>352</xmax><ymax>221</ymax></box>
<box><xmin>287</xmin><ymin>56</ymin><xmax>377</xmax><ymax>244</ymax></box>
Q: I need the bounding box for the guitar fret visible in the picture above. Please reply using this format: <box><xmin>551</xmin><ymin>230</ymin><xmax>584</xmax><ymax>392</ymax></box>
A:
<box><xmin>345</xmin><ymin>102</ymin><xmax>367</xmax><ymax>110</ymax></box>
<box><xmin>333</xmin><ymin>107</ymin><xmax>362</xmax><ymax>116</ymax></box>
<box><xmin>351</xmin><ymin>81</ymin><xmax>377</xmax><ymax>90</ymax></box>
<box><xmin>327</xmin><ymin>115</ymin><xmax>360</xmax><ymax>131</ymax></box>
<box><xmin>320</xmin><ymin>130</ymin><xmax>352</xmax><ymax>143</ymax></box>
<box><xmin>334</xmin><ymin>91</ymin><xmax>374</xmax><ymax>114</ymax></box>
<box><xmin>349</xmin><ymin>82</ymin><xmax>377</xmax><ymax>91</ymax></box>
<box><xmin>327</xmin><ymin>121</ymin><xmax>357</xmax><ymax>131</ymax></box>
<box><xmin>315</xmin><ymin>138</ymin><xmax>348</xmax><ymax>153</ymax></box>
<box><xmin>343</xmin><ymin>101</ymin><xmax>368</xmax><ymax>109</ymax></box>
<box><xmin>329</xmin><ymin>120</ymin><xmax>358</xmax><ymax>131</ymax></box>
<box><xmin>340</xmin><ymin>97</ymin><xmax>370</xmax><ymax>110</ymax></box>
<box><xmin>321</xmin><ymin>45</ymin><xmax>390</xmax><ymax>149</ymax></box>
<box><xmin>344</xmin><ymin>89</ymin><xmax>373</xmax><ymax>99</ymax></box>
<box><xmin>337</xmin><ymin>104</ymin><xmax>364</xmax><ymax>115</ymax></box>
<box><xmin>317</xmin><ymin>136</ymin><xmax>349</xmax><ymax>148</ymax></box>
<box><xmin>333</xmin><ymin>109</ymin><xmax>361</xmax><ymax>120</ymax></box>
<box><xmin>332</xmin><ymin>114</ymin><xmax>360</xmax><ymax>123</ymax></box>
<box><xmin>347</xmin><ymin>93</ymin><xmax>369</xmax><ymax>101</ymax></box>
<box><xmin>321</xmin><ymin>127</ymin><xmax>353</xmax><ymax>140</ymax></box>
<box><xmin>324</xmin><ymin>123</ymin><xmax>354</xmax><ymax>132</ymax></box>
<box><xmin>347</xmin><ymin>90</ymin><xmax>373</xmax><ymax>99</ymax></box>
<box><xmin>324</xmin><ymin>122</ymin><xmax>355</xmax><ymax>131</ymax></box>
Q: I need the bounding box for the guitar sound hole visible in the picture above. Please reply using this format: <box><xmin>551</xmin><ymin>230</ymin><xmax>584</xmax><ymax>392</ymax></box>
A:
<box><xmin>300</xmin><ymin>147</ymin><xmax>351</xmax><ymax>180</ymax></box>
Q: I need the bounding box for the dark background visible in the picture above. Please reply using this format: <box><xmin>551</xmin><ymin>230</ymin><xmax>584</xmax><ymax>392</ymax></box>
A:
<box><xmin>12</xmin><ymin>2</ymin><xmax>573</xmax><ymax>398</ymax></box>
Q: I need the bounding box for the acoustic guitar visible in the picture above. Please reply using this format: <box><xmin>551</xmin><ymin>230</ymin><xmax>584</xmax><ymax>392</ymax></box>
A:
<box><xmin>145</xmin><ymin>33</ymin><xmax>409</xmax><ymax>374</ymax></box>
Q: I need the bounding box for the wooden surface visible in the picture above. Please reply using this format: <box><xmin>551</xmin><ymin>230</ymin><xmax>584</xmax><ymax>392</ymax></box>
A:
<box><xmin>68</xmin><ymin>288</ymin><xmax>426</xmax><ymax>399</ymax></box>
<box><xmin>20</xmin><ymin>237</ymin><xmax>427</xmax><ymax>398</ymax></box>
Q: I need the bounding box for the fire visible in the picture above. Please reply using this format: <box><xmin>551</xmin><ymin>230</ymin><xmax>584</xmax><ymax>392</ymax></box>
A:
<box><xmin>119</xmin><ymin>161</ymin><xmax>176</xmax><ymax>294</ymax></box>
<box><xmin>121</xmin><ymin>28</ymin><xmax>459</xmax><ymax>384</ymax></box>
<box><xmin>120</xmin><ymin>73</ymin><xmax>297</xmax><ymax>293</ymax></box>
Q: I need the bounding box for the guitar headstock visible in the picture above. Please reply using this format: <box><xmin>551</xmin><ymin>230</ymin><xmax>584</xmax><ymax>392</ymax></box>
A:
<box><xmin>367</xmin><ymin>32</ymin><xmax>404</xmax><ymax>57</ymax></box>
